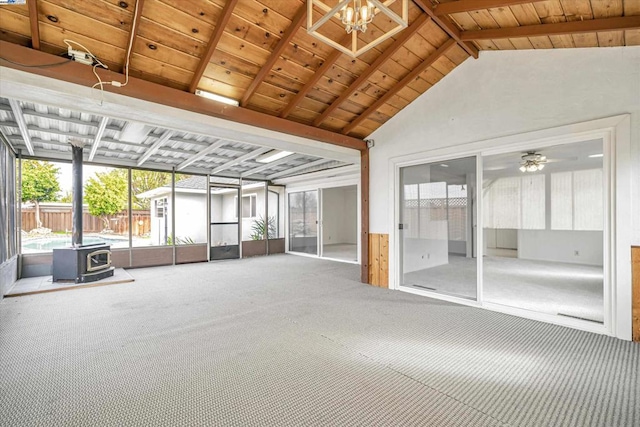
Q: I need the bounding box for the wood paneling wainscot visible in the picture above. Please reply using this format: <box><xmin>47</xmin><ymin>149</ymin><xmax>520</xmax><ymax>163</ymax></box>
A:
<box><xmin>632</xmin><ymin>246</ymin><xmax>640</xmax><ymax>342</ymax></box>
<box><xmin>368</xmin><ymin>233</ymin><xmax>389</xmax><ymax>288</ymax></box>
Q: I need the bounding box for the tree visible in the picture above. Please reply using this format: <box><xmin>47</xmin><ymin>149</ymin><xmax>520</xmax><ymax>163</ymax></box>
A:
<box><xmin>59</xmin><ymin>191</ymin><xmax>73</xmax><ymax>203</ymax></box>
<box><xmin>84</xmin><ymin>170</ymin><xmax>127</xmax><ymax>231</ymax></box>
<box><xmin>250</xmin><ymin>216</ymin><xmax>277</xmax><ymax>240</ymax></box>
<box><xmin>111</xmin><ymin>169</ymin><xmax>173</xmax><ymax>210</ymax></box>
<box><xmin>21</xmin><ymin>160</ymin><xmax>60</xmax><ymax>228</ymax></box>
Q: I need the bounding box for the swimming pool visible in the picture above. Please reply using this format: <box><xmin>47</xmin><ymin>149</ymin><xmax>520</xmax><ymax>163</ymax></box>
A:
<box><xmin>21</xmin><ymin>235</ymin><xmax>142</xmax><ymax>253</ymax></box>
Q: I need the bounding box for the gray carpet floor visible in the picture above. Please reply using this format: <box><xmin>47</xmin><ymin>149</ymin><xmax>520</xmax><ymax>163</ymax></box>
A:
<box><xmin>322</xmin><ymin>243</ymin><xmax>358</xmax><ymax>262</ymax></box>
<box><xmin>404</xmin><ymin>255</ymin><xmax>604</xmax><ymax>322</ymax></box>
<box><xmin>0</xmin><ymin>255</ymin><xmax>637</xmax><ymax>426</ymax></box>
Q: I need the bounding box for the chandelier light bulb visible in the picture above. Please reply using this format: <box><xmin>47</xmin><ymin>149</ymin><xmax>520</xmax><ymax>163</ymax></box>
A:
<box><xmin>519</xmin><ymin>151</ymin><xmax>548</xmax><ymax>172</ymax></box>
<box><xmin>345</xmin><ymin>7</ymin><xmax>354</xmax><ymax>22</ymax></box>
<box><xmin>360</xmin><ymin>4</ymin><xmax>369</xmax><ymax>21</ymax></box>
<box><xmin>340</xmin><ymin>0</ymin><xmax>376</xmax><ymax>34</ymax></box>
<box><xmin>308</xmin><ymin>0</ymin><xmax>409</xmax><ymax>58</ymax></box>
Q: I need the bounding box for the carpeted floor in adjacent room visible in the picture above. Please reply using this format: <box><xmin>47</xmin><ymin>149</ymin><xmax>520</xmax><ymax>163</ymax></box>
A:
<box><xmin>0</xmin><ymin>254</ymin><xmax>638</xmax><ymax>426</ymax></box>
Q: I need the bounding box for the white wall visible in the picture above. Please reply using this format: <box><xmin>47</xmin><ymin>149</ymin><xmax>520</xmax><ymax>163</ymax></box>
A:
<box><xmin>268</xmin><ymin>189</ymin><xmax>285</xmax><ymax>239</ymax></box>
<box><xmin>369</xmin><ymin>47</ymin><xmax>640</xmax><ymax>248</ymax></box>
<box><xmin>518</xmin><ymin>230</ymin><xmax>603</xmax><ymax>266</ymax></box>
<box><xmin>322</xmin><ymin>186</ymin><xmax>357</xmax><ymax>245</ymax></box>
<box><xmin>343</xmin><ymin>186</ymin><xmax>358</xmax><ymax>243</ymax></box>
<box><xmin>403</xmin><ymin>236</ymin><xmax>449</xmax><ymax>273</ymax></box>
<box><xmin>218</xmin><ymin>189</ymin><xmax>267</xmax><ymax>241</ymax></box>
<box><xmin>175</xmin><ymin>192</ymin><xmax>207</xmax><ymax>243</ymax></box>
<box><xmin>241</xmin><ymin>189</ymin><xmax>266</xmax><ymax>241</ymax></box>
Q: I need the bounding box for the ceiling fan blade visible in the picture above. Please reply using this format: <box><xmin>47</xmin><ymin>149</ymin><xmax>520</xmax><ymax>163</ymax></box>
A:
<box><xmin>545</xmin><ymin>156</ymin><xmax>578</xmax><ymax>163</ymax></box>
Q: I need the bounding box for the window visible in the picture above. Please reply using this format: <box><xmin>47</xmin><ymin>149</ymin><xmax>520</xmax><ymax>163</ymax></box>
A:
<box><xmin>403</xmin><ymin>182</ymin><xmax>469</xmax><ymax>241</ymax></box>
<box><xmin>236</xmin><ymin>194</ymin><xmax>257</xmax><ymax>218</ymax></box>
<box><xmin>0</xmin><ymin>140</ymin><xmax>17</xmax><ymax>263</ymax></box>
<box><xmin>447</xmin><ymin>184</ymin><xmax>468</xmax><ymax>242</ymax></box>
<box><xmin>551</xmin><ymin>169</ymin><xmax>603</xmax><ymax>231</ymax></box>
<box><xmin>155</xmin><ymin>198</ymin><xmax>166</xmax><ymax>218</ymax></box>
<box><xmin>484</xmin><ymin>175</ymin><xmax>545</xmax><ymax>230</ymax></box>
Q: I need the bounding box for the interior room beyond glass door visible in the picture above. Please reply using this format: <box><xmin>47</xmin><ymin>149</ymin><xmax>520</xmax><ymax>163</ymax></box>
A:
<box><xmin>399</xmin><ymin>157</ymin><xmax>477</xmax><ymax>300</ymax></box>
<box><xmin>288</xmin><ymin>190</ymin><xmax>318</xmax><ymax>255</ymax></box>
<box><xmin>210</xmin><ymin>185</ymin><xmax>240</xmax><ymax>260</ymax></box>
<box><xmin>321</xmin><ymin>185</ymin><xmax>358</xmax><ymax>262</ymax></box>
<box><xmin>482</xmin><ymin>139</ymin><xmax>605</xmax><ymax>323</ymax></box>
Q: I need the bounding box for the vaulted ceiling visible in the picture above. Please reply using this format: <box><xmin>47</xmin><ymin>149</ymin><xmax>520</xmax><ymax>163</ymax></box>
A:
<box><xmin>1</xmin><ymin>0</ymin><xmax>638</xmax><ymax>141</ymax></box>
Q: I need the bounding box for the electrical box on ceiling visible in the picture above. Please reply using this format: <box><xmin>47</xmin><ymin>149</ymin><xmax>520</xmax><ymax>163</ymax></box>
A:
<box><xmin>67</xmin><ymin>48</ymin><xmax>94</xmax><ymax>66</ymax></box>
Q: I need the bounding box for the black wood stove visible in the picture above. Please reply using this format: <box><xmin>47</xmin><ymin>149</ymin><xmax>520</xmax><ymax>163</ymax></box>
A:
<box><xmin>53</xmin><ymin>243</ymin><xmax>114</xmax><ymax>283</ymax></box>
<box><xmin>52</xmin><ymin>139</ymin><xmax>115</xmax><ymax>283</ymax></box>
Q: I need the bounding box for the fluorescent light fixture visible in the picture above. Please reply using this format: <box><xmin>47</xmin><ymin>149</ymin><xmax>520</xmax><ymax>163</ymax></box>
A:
<box><xmin>195</xmin><ymin>89</ymin><xmax>239</xmax><ymax>106</ymax></box>
<box><xmin>119</xmin><ymin>122</ymin><xmax>151</xmax><ymax>143</ymax></box>
<box><xmin>256</xmin><ymin>150</ymin><xmax>293</xmax><ymax>163</ymax></box>
<box><xmin>588</xmin><ymin>153</ymin><xmax>604</xmax><ymax>158</ymax></box>
<box><xmin>440</xmin><ymin>164</ymin><xmax>449</xmax><ymax>167</ymax></box>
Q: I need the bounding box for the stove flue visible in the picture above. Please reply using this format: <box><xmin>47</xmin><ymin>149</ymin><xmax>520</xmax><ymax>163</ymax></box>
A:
<box><xmin>52</xmin><ymin>139</ymin><xmax>115</xmax><ymax>283</ymax></box>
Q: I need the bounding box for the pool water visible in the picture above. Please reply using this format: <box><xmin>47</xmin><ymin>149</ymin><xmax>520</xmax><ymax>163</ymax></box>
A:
<box><xmin>22</xmin><ymin>236</ymin><xmax>130</xmax><ymax>252</ymax></box>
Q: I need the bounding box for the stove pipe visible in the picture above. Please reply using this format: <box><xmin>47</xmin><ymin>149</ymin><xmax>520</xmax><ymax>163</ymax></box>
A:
<box><xmin>70</xmin><ymin>140</ymin><xmax>84</xmax><ymax>247</ymax></box>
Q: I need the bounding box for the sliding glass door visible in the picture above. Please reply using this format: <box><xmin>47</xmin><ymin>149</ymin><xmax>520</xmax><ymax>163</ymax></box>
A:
<box><xmin>399</xmin><ymin>157</ymin><xmax>477</xmax><ymax>300</ymax></box>
<box><xmin>397</xmin><ymin>138</ymin><xmax>607</xmax><ymax>327</ymax></box>
<box><xmin>482</xmin><ymin>140</ymin><xmax>605</xmax><ymax>323</ymax></box>
<box><xmin>288</xmin><ymin>190</ymin><xmax>318</xmax><ymax>255</ymax></box>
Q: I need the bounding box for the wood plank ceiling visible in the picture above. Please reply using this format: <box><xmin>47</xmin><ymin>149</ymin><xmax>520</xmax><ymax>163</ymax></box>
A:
<box><xmin>0</xmin><ymin>0</ymin><xmax>638</xmax><ymax>140</ymax></box>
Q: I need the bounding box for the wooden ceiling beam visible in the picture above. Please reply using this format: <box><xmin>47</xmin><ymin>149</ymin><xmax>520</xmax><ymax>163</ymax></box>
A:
<box><xmin>461</xmin><ymin>15</ymin><xmax>640</xmax><ymax>40</ymax></box>
<box><xmin>124</xmin><ymin>0</ymin><xmax>145</xmax><ymax>75</ymax></box>
<box><xmin>342</xmin><ymin>38</ymin><xmax>456</xmax><ymax>135</ymax></box>
<box><xmin>0</xmin><ymin>41</ymin><xmax>365</xmax><ymax>151</ymax></box>
<box><xmin>27</xmin><ymin>0</ymin><xmax>40</xmax><ymax>50</ymax></box>
<box><xmin>240</xmin><ymin>5</ymin><xmax>307</xmax><ymax>107</ymax></box>
<box><xmin>412</xmin><ymin>0</ymin><xmax>478</xmax><ymax>59</ymax></box>
<box><xmin>280</xmin><ymin>34</ymin><xmax>351</xmax><ymax>119</ymax></box>
<box><xmin>188</xmin><ymin>0</ymin><xmax>239</xmax><ymax>94</ymax></box>
<box><xmin>313</xmin><ymin>13</ymin><xmax>430</xmax><ymax>127</ymax></box>
<box><xmin>433</xmin><ymin>0</ymin><xmax>537</xmax><ymax>16</ymax></box>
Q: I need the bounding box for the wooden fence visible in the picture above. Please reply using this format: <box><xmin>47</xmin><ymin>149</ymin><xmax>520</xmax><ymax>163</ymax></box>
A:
<box><xmin>22</xmin><ymin>204</ymin><xmax>151</xmax><ymax>236</ymax></box>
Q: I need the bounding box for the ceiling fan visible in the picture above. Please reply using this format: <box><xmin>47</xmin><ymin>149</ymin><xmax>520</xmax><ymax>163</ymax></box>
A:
<box><xmin>519</xmin><ymin>152</ymin><xmax>547</xmax><ymax>172</ymax></box>
<box><xmin>484</xmin><ymin>151</ymin><xmax>578</xmax><ymax>173</ymax></box>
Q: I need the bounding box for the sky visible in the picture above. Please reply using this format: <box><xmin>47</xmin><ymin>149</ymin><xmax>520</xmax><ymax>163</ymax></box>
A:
<box><xmin>56</xmin><ymin>163</ymin><xmax>112</xmax><ymax>195</ymax></box>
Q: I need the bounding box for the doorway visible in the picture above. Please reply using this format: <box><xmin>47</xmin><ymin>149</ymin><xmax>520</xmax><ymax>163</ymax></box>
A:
<box><xmin>209</xmin><ymin>185</ymin><xmax>241</xmax><ymax>260</ymax></box>
<box><xmin>482</xmin><ymin>139</ymin><xmax>606</xmax><ymax>323</ymax></box>
<box><xmin>399</xmin><ymin>157</ymin><xmax>478</xmax><ymax>300</ymax></box>
<box><xmin>321</xmin><ymin>185</ymin><xmax>358</xmax><ymax>262</ymax></box>
<box><xmin>288</xmin><ymin>190</ymin><xmax>318</xmax><ymax>255</ymax></box>
<box><xmin>394</xmin><ymin>135</ymin><xmax>613</xmax><ymax>332</ymax></box>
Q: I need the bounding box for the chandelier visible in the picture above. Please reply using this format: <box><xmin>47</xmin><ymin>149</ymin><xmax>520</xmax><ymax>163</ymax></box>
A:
<box><xmin>341</xmin><ymin>0</ymin><xmax>375</xmax><ymax>33</ymax></box>
<box><xmin>307</xmin><ymin>0</ymin><xmax>408</xmax><ymax>58</ymax></box>
<box><xmin>519</xmin><ymin>152</ymin><xmax>547</xmax><ymax>172</ymax></box>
